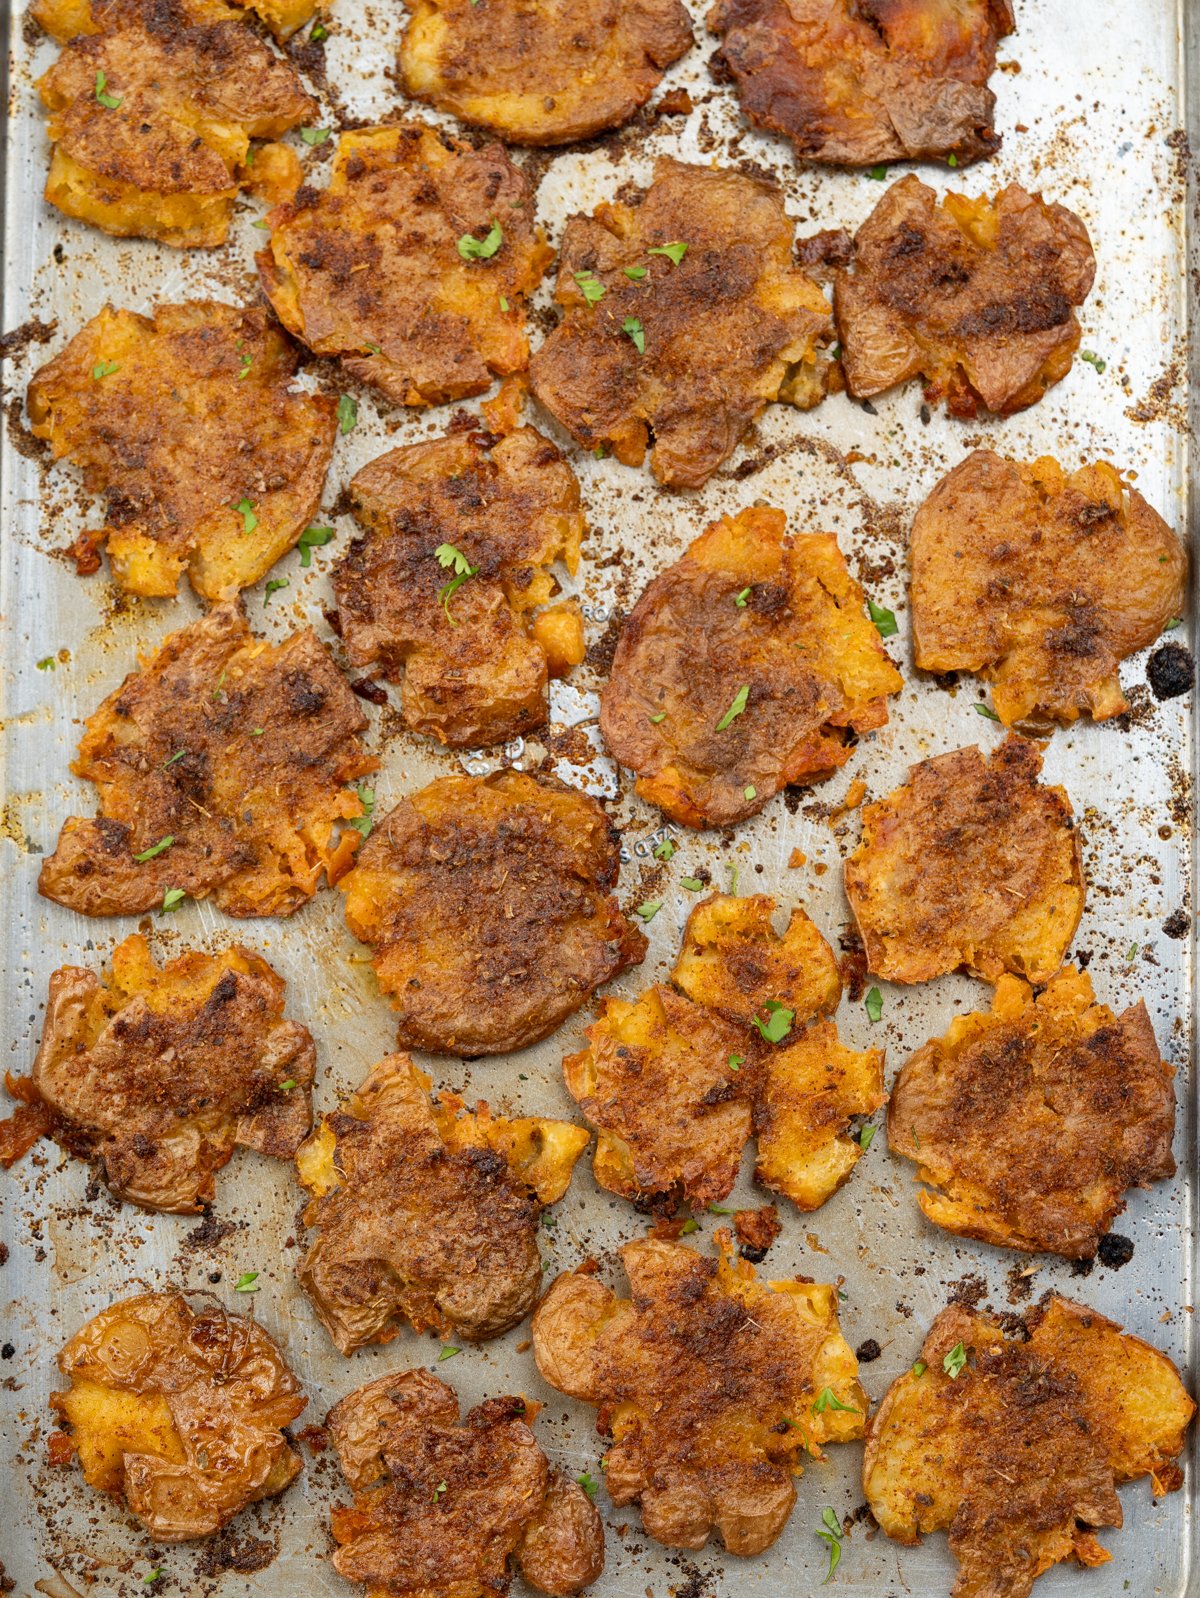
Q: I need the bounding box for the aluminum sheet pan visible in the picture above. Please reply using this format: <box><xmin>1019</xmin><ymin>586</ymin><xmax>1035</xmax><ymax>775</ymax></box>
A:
<box><xmin>1</xmin><ymin>1</ymin><xmax>1197</xmax><ymax>1594</ymax></box>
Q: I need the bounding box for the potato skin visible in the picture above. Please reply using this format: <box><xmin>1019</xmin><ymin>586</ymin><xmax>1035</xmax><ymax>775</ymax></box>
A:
<box><xmin>327</xmin><ymin>1371</ymin><xmax>604</xmax><ymax>1598</ymax></box>
<box><xmin>257</xmin><ymin>123</ymin><xmax>551</xmax><ymax>408</ymax></box>
<box><xmin>911</xmin><ymin>451</ymin><xmax>1188</xmax><ymax>727</ymax></box>
<box><xmin>709</xmin><ymin>0</ymin><xmax>1013</xmax><ymax>168</ymax></box>
<box><xmin>835</xmin><ymin>176</ymin><xmax>1096</xmax><ymax>416</ymax></box>
<box><xmin>295</xmin><ymin>1053</ymin><xmax>588</xmax><ymax>1352</ymax></box>
<box><xmin>889</xmin><ymin>966</ymin><xmax>1175</xmax><ymax>1258</ymax></box>
<box><xmin>528</xmin><ymin>160</ymin><xmax>834</xmax><ymax>489</ymax></box>
<box><xmin>863</xmin><ymin>1296</ymin><xmax>1196</xmax><ymax>1598</ymax></box>
<box><xmin>50</xmin><ymin>1291</ymin><xmax>306</xmax><ymax>1542</ymax></box>
<box><xmin>533</xmin><ymin>1237</ymin><xmax>867</xmax><ymax>1555</ymax></box>
<box><xmin>35</xmin><ymin>0</ymin><xmax>315</xmax><ymax>247</ymax></box>
<box><xmin>38</xmin><ymin>601</ymin><xmax>376</xmax><ymax>919</ymax></box>
<box><xmin>400</xmin><ymin>0</ymin><xmax>692</xmax><ymax>145</ymax></box>
<box><xmin>843</xmin><ymin>735</ymin><xmax>1085</xmax><ymax>984</ymax></box>
<box><xmin>334</xmin><ymin>422</ymin><xmax>585</xmax><ymax>748</ymax></box>
<box><xmin>600</xmin><ymin>506</ymin><xmax>902</xmax><ymax>828</ymax></box>
<box><xmin>28</xmin><ymin>301</ymin><xmax>337</xmax><ymax>600</ymax></box>
<box><xmin>340</xmin><ymin>770</ymin><xmax>646</xmax><ymax>1056</ymax></box>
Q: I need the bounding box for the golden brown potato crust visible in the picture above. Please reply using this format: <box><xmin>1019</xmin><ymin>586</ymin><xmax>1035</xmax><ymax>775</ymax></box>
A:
<box><xmin>334</xmin><ymin>420</ymin><xmax>585</xmax><ymax>747</ymax></box>
<box><xmin>400</xmin><ymin>0</ymin><xmax>693</xmax><ymax>145</ymax></box>
<box><xmin>340</xmin><ymin>769</ymin><xmax>646</xmax><ymax>1056</ymax></box>
<box><xmin>835</xmin><ymin>176</ymin><xmax>1096</xmax><ymax>416</ymax></box>
<box><xmin>28</xmin><ymin>301</ymin><xmax>337</xmax><ymax>601</ymax></box>
<box><xmin>709</xmin><ymin>0</ymin><xmax>1014</xmax><ymax>168</ymax></box>
<box><xmin>843</xmin><ymin>735</ymin><xmax>1085</xmax><ymax>984</ymax></box>
<box><xmin>889</xmin><ymin>966</ymin><xmax>1176</xmax><ymax>1258</ymax></box>
<box><xmin>38</xmin><ymin>601</ymin><xmax>375</xmax><ymax>919</ymax></box>
<box><xmin>34</xmin><ymin>0</ymin><xmax>314</xmax><ymax>247</ymax></box>
<box><xmin>257</xmin><ymin>123</ymin><xmax>551</xmax><ymax>408</ymax></box>
<box><xmin>599</xmin><ymin>506</ymin><xmax>902</xmax><ymax>828</ymax></box>
<box><xmin>295</xmin><ymin>1053</ymin><xmax>588</xmax><ymax>1352</ymax></box>
<box><xmin>33</xmin><ymin>0</ymin><xmax>323</xmax><ymax>40</ymax></box>
<box><xmin>50</xmin><ymin>1291</ymin><xmax>306</xmax><ymax>1542</ymax></box>
<box><xmin>864</xmin><ymin>1296</ymin><xmax>1196</xmax><ymax>1598</ymax></box>
<box><xmin>911</xmin><ymin>451</ymin><xmax>1188</xmax><ymax>727</ymax></box>
<box><xmin>528</xmin><ymin>160</ymin><xmax>834</xmax><ymax>489</ymax></box>
<box><xmin>327</xmin><ymin>1370</ymin><xmax>604</xmax><ymax>1598</ymax></box>
<box><xmin>565</xmin><ymin>894</ymin><xmax>884</xmax><ymax>1213</ymax></box>
<box><xmin>533</xmin><ymin>1236</ymin><xmax>866</xmax><ymax>1554</ymax></box>
<box><xmin>0</xmin><ymin>934</ymin><xmax>313</xmax><ymax>1212</ymax></box>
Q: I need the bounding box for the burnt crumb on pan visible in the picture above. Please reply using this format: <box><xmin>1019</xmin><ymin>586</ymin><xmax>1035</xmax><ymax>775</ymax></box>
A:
<box><xmin>0</xmin><ymin>1242</ymin><xmax>8</xmax><ymax>1266</ymax></box>
<box><xmin>0</xmin><ymin>1561</ymin><xmax>12</xmax><ymax>1594</ymax></box>
<box><xmin>182</xmin><ymin>1215</ymin><xmax>240</xmax><ymax>1251</ymax></box>
<box><xmin>1096</xmin><ymin>1232</ymin><xmax>1134</xmax><ymax>1270</ymax></box>
<box><xmin>0</xmin><ymin>317</ymin><xmax>57</xmax><ymax>361</ymax></box>
<box><xmin>855</xmin><ymin>1337</ymin><xmax>882</xmax><ymax>1363</ymax></box>
<box><xmin>948</xmin><ymin>1273</ymin><xmax>988</xmax><ymax>1310</ymax></box>
<box><xmin>1005</xmin><ymin>1263</ymin><xmax>1036</xmax><ymax>1303</ymax></box>
<box><xmin>1162</xmin><ymin>909</ymin><xmax>1189</xmax><ymax>940</ymax></box>
<box><xmin>1147</xmin><ymin>641</ymin><xmax>1193</xmax><ymax>701</ymax></box>
<box><xmin>194</xmin><ymin>1528</ymin><xmax>278</xmax><ymax>1576</ymax></box>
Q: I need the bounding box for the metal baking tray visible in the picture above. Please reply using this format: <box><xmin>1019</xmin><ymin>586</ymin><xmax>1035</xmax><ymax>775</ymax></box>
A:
<box><xmin>1</xmin><ymin>1</ymin><xmax>1196</xmax><ymax>1594</ymax></box>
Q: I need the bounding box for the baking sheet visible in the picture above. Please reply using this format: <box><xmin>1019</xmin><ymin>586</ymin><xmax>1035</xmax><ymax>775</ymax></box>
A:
<box><xmin>0</xmin><ymin>1</ymin><xmax>1196</xmax><ymax>1594</ymax></box>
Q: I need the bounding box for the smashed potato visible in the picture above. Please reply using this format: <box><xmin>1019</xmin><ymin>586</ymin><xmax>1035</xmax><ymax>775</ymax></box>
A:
<box><xmin>28</xmin><ymin>301</ymin><xmax>337</xmax><ymax>601</ymax></box>
<box><xmin>843</xmin><ymin>736</ymin><xmax>1085</xmax><ymax>984</ymax></box>
<box><xmin>340</xmin><ymin>770</ymin><xmax>645</xmax><ymax>1056</ymax></box>
<box><xmin>599</xmin><ymin>506</ymin><xmax>902</xmax><ymax>828</ymax></box>
<box><xmin>34</xmin><ymin>0</ymin><xmax>314</xmax><ymax>248</ymax></box>
<box><xmin>864</xmin><ymin>1296</ymin><xmax>1195</xmax><ymax>1598</ymax></box>
<box><xmin>528</xmin><ymin>159</ymin><xmax>834</xmax><ymax>489</ymax></box>
<box><xmin>889</xmin><ymin>966</ymin><xmax>1175</xmax><ymax>1258</ymax></box>
<box><xmin>711</xmin><ymin>0</ymin><xmax>1013</xmax><ymax>168</ymax></box>
<box><xmin>400</xmin><ymin>0</ymin><xmax>692</xmax><ymax>145</ymax></box>
<box><xmin>566</xmin><ymin>894</ymin><xmax>883</xmax><ymax>1212</ymax></box>
<box><xmin>327</xmin><ymin>1370</ymin><xmax>604</xmax><ymax>1598</ymax></box>
<box><xmin>533</xmin><ymin>1236</ymin><xmax>867</xmax><ymax>1554</ymax></box>
<box><xmin>38</xmin><ymin>601</ymin><xmax>375</xmax><ymax>919</ymax></box>
<box><xmin>257</xmin><ymin>123</ymin><xmax>551</xmax><ymax>408</ymax></box>
<box><xmin>296</xmin><ymin>1053</ymin><xmax>588</xmax><ymax>1352</ymax></box>
<box><xmin>911</xmin><ymin>451</ymin><xmax>1188</xmax><ymax>727</ymax></box>
<box><xmin>50</xmin><ymin>1292</ymin><xmax>306</xmax><ymax>1542</ymax></box>
<box><xmin>835</xmin><ymin>176</ymin><xmax>1096</xmax><ymax>416</ymax></box>
<box><xmin>0</xmin><ymin>934</ymin><xmax>314</xmax><ymax>1211</ymax></box>
<box><xmin>334</xmin><ymin>420</ymin><xmax>585</xmax><ymax>747</ymax></box>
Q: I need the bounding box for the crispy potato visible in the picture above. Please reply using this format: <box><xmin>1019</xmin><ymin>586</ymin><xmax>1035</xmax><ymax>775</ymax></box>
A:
<box><xmin>257</xmin><ymin>123</ymin><xmax>551</xmax><ymax>408</ymax></box>
<box><xmin>835</xmin><ymin>176</ymin><xmax>1096</xmax><ymax>416</ymax></box>
<box><xmin>889</xmin><ymin>966</ymin><xmax>1175</xmax><ymax>1257</ymax></box>
<box><xmin>28</xmin><ymin>301</ymin><xmax>337</xmax><ymax>601</ymax></box>
<box><xmin>296</xmin><ymin>1053</ymin><xmax>588</xmax><ymax>1352</ymax></box>
<box><xmin>533</xmin><ymin>1236</ymin><xmax>867</xmax><ymax>1554</ymax></box>
<box><xmin>863</xmin><ymin>1296</ymin><xmax>1195</xmax><ymax>1598</ymax></box>
<box><xmin>34</xmin><ymin>0</ymin><xmax>314</xmax><ymax>248</ymax></box>
<box><xmin>327</xmin><ymin>1370</ymin><xmax>604</xmax><ymax>1598</ymax></box>
<box><xmin>599</xmin><ymin>506</ymin><xmax>902</xmax><ymax>828</ymax></box>
<box><xmin>400</xmin><ymin>0</ymin><xmax>692</xmax><ymax>145</ymax></box>
<box><xmin>671</xmin><ymin>890</ymin><xmax>842</xmax><ymax>1023</ymax></box>
<box><xmin>0</xmin><ymin>934</ymin><xmax>313</xmax><ymax>1211</ymax></box>
<box><xmin>528</xmin><ymin>160</ymin><xmax>834</xmax><ymax>489</ymax></box>
<box><xmin>340</xmin><ymin>769</ymin><xmax>646</xmax><ymax>1056</ymax></box>
<box><xmin>33</xmin><ymin>0</ymin><xmax>324</xmax><ymax>39</ymax></box>
<box><xmin>38</xmin><ymin>601</ymin><xmax>375</xmax><ymax>919</ymax></box>
<box><xmin>334</xmin><ymin>421</ymin><xmax>585</xmax><ymax>748</ymax></box>
<box><xmin>843</xmin><ymin>736</ymin><xmax>1085</xmax><ymax>984</ymax></box>
<box><xmin>709</xmin><ymin>0</ymin><xmax>1013</xmax><ymax>168</ymax></box>
<box><xmin>50</xmin><ymin>1291</ymin><xmax>306</xmax><ymax>1542</ymax></box>
<box><xmin>911</xmin><ymin>451</ymin><xmax>1188</xmax><ymax>727</ymax></box>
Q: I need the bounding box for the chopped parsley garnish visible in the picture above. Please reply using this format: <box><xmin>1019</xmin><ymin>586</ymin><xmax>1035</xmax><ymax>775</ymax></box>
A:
<box><xmin>234</xmin><ymin>1271</ymin><xmax>260</xmax><ymax>1293</ymax></box>
<box><xmin>263</xmin><ymin>578</ymin><xmax>290</xmax><ymax>606</ymax></box>
<box><xmin>438</xmin><ymin>1345</ymin><xmax>462</xmax><ymax>1361</ymax></box>
<box><xmin>349</xmin><ymin>785</ymin><xmax>375</xmax><ymax>837</ymax></box>
<box><xmin>649</xmin><ymin>710</ymin><xmax>667</xmax><ymax>723</ymax></box>
<box><xmin>680</xmin><ymin>877</ymin><xmax>704</xmax><ymax>892</ymax></box>
<box><xmin>300</xmin><ymin>126</ymin><xmax>331</xmax><ymax>146</ymax></box>
<box><xmin>92</xmin><ymin>359</ymin><xmax>120</xmax><ymax>380</ymax></box>
<box><xmin>159</xmin><ymin>888</ymin><xmax>186</xmax><ymax>915</ymax></box>
<box><xmin>743</xmin><ymin>785</ymin><xmax>756</xmax><ymax>801</ymax></box>
<box><xmin>435</xmin><ymin>542</ymin><xmax>479</xmax><ymax>624</ymax></box>
<box><xmin>715</xmin><ymin>684</ymin><xmax>750</xmax><ymax>730</ymax></box>
<box><xmin>576</xmin><ymin>1471</ymin><xmax>599</xmax><ymax>1498</ymax></box>
<box><xmin>867</xmin><ymin>599</ymin><xmax>898</xmax><ymax>638</ymax></box>
<box><xmin>734</xmin><ymin>587</ymin><xmax>751</xmax><ymax>607</ymax></box>
<box><xmin>624</xmin><ymin>265</ymin><xmax>648</xmax><ymax>281</ymax></box>
<box><xmin>812</xmin><ymin>1387</ymin><xmax>858</xmax><ymax>1415</ymax></box>
<box><xmin>310</xmin><ymin>20</ymin><xmax>327</xmax><ymax>38</ymax></box>
<box><xmin>943</xmin><ymin>1341</ymin><xmax>968</xmax><ymax>1379</ymax></box>
<box><xmin>709</xmin><ymin>1203</ymin><xmax>734</xmax><ymax>1214</ymax></box>
<box><xmin>816</xmin><ymin>1506</ymin><xmax>843</xmax><ymax>1583</ymax></box>
<box><xmin>1127</xmin><ymin>942</ymin><xmax>1139</xmax><ymax>960</ymax></box>
<box><xmin>727</xmin><ymin>861</ymin><xmax>739</xmax><ymax>895</ymax></box>
<box><xmin>622</xmin><ymin>316</ymin><xmax>645</xmax><ymax>354</ymax></box>
<box><xmin>635</xmin><ymin>900</ymin><xmax>662</xmax><ymax>923</ymax></box>
<box><xmin>143</xmin><ymin>1572</ymin><xmax>162</xmax><ymax>1585</ymax></box>
<box><xmin>974</xmin><ymin>702</ymin><xmax>1001</xmax><ymax>721</ymax></box>
<box><xmin>162</xmin><ymin>749</ymin><xmax>187</xmax><ymax>768</ymax></box>
<box><xmin>134</xmin><ymin>835</ymin><xmax>174</xmax><ymax>863</ymax></box>
<box><xmin>859</xmin><ymin>1125</ymin><xmax>876</xmax><ymax>1151</ymax></box>
<box><xmin>337</xmin><ymin>393</ymin><xmax>358</xmax><ymax>434</ymax></box>
<box><xmin>752</xmin><ymin>1000</ymin><xmax>793</xmax><ymax>1044</ymax></box>
<box><xmin>864</xmin><ymin>987</ymin><xmax>883</xmax><ymax>1023</ymax></box>
<box><xmin>94</xmin><ymin>69</ymin><xmax>122</xmax><ymax>109</ymax></box>
<box><xmin>278</xmin><ymin>1079</ymin><xmax>297</xmax><ymax>1092</ymax></box>
<box><xmin>298</xmin><ymin>525</ymin><xmax>334</xmax><ymax>567</ymax></box>
<box><xmin>653</xmin><ymin>837</ymin><xmax>676</xmax><ymax>860</ymax></box>
<box><xmin>37</xmin><ymin>656</ymin><xmax>56</xmax><ymax>671</ymax></box>
<box><xmin>499</xmin><ymin>296</ymin><xmax>509</xmax><ymax>312</ymax></box>
<box><xmin>432</xmin><ymin>1480</ymin><xmax>447</xmax><ymax>1502</ymax></box>
<box><xmin>648</xmin><ymin>241</ymin><xmax>687</xmax><ymax>265</ymax></box>
<box><xmin>234</xmin><ymin>497</ymin><xmax>258</xmax><ymax>535</ymax></box>
<box><xmin>1080</xmin><ymin>349</ymin><xmax>1107</xmax><ymax>373</ymax></box>
<box><xmin>1164</xmin><ymin>617</ymin><xmax>1182</xmax><ymax>630</ymax></box>
<box><xmin>866</xmin><ymin>164</ymin><xmax>888</xmax><ymax>180</ymax></box>
<box><xmin>573</xmin><ymin>271</ymin><xmax>606</xmax><ymax>305</ymax></box>
<box><xmin>948</xmin><ymin>153</ymin><xmax>959</xmax><ymax>168</ymax></box>
<box><xmin>728</xmin><ymin>1053</ymin><xmax>744</xmax><ymax>1072</ymax></box>
<box><xmin>912</xmin><ymin>1360</ymin><xmax>927</xmax><ymax>1377</ymax></box>
<box><xmin>238</xmin><ymin>352</ymin><xmax>253</xmax><ymax>380</ymax></box>
<box><xmin>593</xmin><ymin>444</ymin><xmax>607</xmax><ymax>458</ymax></box>
<box><xmin>363</xmin><ymin>342</ymin><xmax>381</xmax><ymax>354</ymax></box>
<box><xmin>252</xmin><ymin>219</ymin><xmax>271</xmax><ymax>230</ymax></box>
<box><xmin>679</xmin><ymin>1218</ymin><xmax>698</xmax><ymax>1234</ymax></box>
<box><xmin>457</xmin><ymin>222</ymin><xmax>502</xmax><ymax>261</ymax></box>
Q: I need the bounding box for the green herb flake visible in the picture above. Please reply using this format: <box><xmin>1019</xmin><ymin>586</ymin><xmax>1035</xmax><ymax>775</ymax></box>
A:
<box><xmin>816</xmin><ymin>1524</ymin><xmax>842</xmax><ymax>1584</ymax></box>
<box><xmin>1080</xmin><ymin>349</ymin><xmax>1107</xmax><ymax>373</ymax></box>
<box><xmin>143</xmin><ymin>1572</ymin><xmax>162</xmax><ymax>1585</ymax></box>
<box><xmin>647</xmin><ymin>241</ymin><xmax>688</xmax><ymax>265</ymax></box>
<box><xmin>812</xmin><ymin>1386</ymin><xmax>858</xmax><ymax>1416</ymax></box>
<box><xmin>943</xmin><ymin>1341</ymin><xmax>968</xmax><ymax>1379</ymax></box>
<box><xmin>438</xmin><ymin>1345</ymin><xmax>462</xmax><ymax>1361</ymax></box>
<box><xmin>298</xmin><ymin>525</ymin><xmax>335</xmax><ymax>567</ymax></box>
<box><xmin>349</xmin><ymin>784</ymin><xmax>376</xmax><ymax>838</ymax></box>
<box><xmin>593</xmin><ymin>444</ymin><xmax>607</xmax><ymax>459</ymax></box>
<box><xmin>234</xmin><ymin>1271</ymin><xmax>260</xmax><ymax>1293</ymax></box>
<box><xmin>457</xmin><ymin>221</ymin><xmax>503</xmax><ymax>261</ymax></box>
<box><xmin>238</xmin><ymin>352</ymin><xmax>253</xmax><ymax>381</ymax></box>
<box><xmin>434</xmin><ymin>542</ymin><xmax>479</xmax><ymax>624</ymax></box>
<box><xmin>680</xmin><ymin>877</ymin><xmax>704</xmax><ymax>892</ymax></box>
<box><xmin>134</xmin><ymin>835</ymin><xmax>174</xmax><ymax>863</ymax></box>
<box><xmin>337</xmin><ymin>393</ymin><xmax>358</xmax><ymax>434</ymax></box>
<box><xmin>859</xmin><ymin>1125</ymin><xmax>876</xmax><ymax>1151</ymax></box>
<box><xmin>734</xmin><ymin>587</ymin><xmax>751</xmax><ymax>607</ymax></box>
<box><xmin>363</xmin><ymin>342</ymin><xmax>382</xmax><ymax>355</ymax></box>
<box><xmin>263</xmin><ymin>578</ymin><xmax>290</xmax><ymax>607</ymax></box>
<box><xmin>751</xmin><ymin>1000</ymin><xmax>794</xmax><ymax>1045</ymax></box>
<box><xmin>432</xmin><ymin>1480</ymin><xmax>447</xmax><ymax>1502</ymax></box>
<box><xmin>948</xmin><ymin>153</ymin><xmax>959</xmax><ymax>168</ymax></box>
<box><xmin>715</xmin><ymin>683</ymin><xmax>750</xmax><ymax>731</ymax></box>
<box><xmin>159</xmin><ymin>888</ymin><xmax>186</xmax><ymax>915</ymax></box>
<box><xmin>1164</xmin><ymin>617</ymin><xmax>1182</xmax><ymax>631</ymax></box>
<box><xmin>95</xmin><ymin>69</ymin><xmax>122</xmax><ymax>109</ymax></box>
<box><xmin>300</xmin><ymin>126</ymin><xmax>331</xmax><ymax>146</ymax></box>
<box><xmin>310</xmin><ymin>20</ymin><xmax>327</xmax><ymax>39</ymax></box>
<box><xmin>728</xmin><ymin>1053</ymin><xmax>744</xmax><ymax>1072</ymax></box>
<box><xmin>234</xmin><ymin>496</ymin><xmax>259</xmax><ymax>535</ymax></box>
<box><xmin>162</xmin><ymin>750</ymin><xmax>187</xmax><ymax>768</ymax></box>
<box><xmin>1127</xmin><ymin>942</ymin><xmax>1139</xmax><ymax>960</ymax></box>
<box><xmin>653</xmin><ymin>837</ymin><xmax>676</xmax><ymax>861</ymax></box>
<box><xmin>727</xmin><ymin>862</ymin><xmax>739</xmax><ymax>895</ymax></box>
<box><xmin>92</xmin><ymin>359</ymin><xmax>120</xmax><ymax>380</ymax></box>
<box><xmin>576</xmin><ymin>1471</ymin><xmax>599</xmax><ymax>1499</ymax></box>
<box><xmin>649</xmin><ymin>710</ymin><xmax>667</xmax><ymax>723</ymax></box>
<box><xmin>252</xmin><ymin>219</ymin><xmax>271</xmax><ymax>230</ymax></box>
<box><xmin>822</xmin><ymin>1508</ymin><xmax>842</xmax><ymax>1538</ymax></box>
<box><xmin>709</xmin><ymin>1203</ymin><xmax>734</xmax><ymax>1214</ymax></box>
<box><xmin>912</xmin><ymin>1360</ymin><xmax>927</xmax><ymax>1377</ymax></box>
<box><xmin>278</xmin><ymin>1079</ymin><xmax>297</xmax><ymax>1092</ymax></box>
<box><xmin>974</xmin><ymin>702</ymin><xmax>1001</xmax><ymax>721</ymax></box>
<box><xmin>866</xmin><ymin>164</ymin><xmax>888</xmax><ymax>180</ymax></box>
<box><xmin>635</xmin><ymin>900</ymin><xmax>662</xmax><ymax>923</ymax></box>
<box><xmin>867</xmin><ymin>599</ymin><xmax>898</xmax><ymax>638</ymax></box>
<box><xmin>37</xmin><ymin>656</ymin><xmax>56</xmax><ymax>671</ymax></box>
<box><xmin>865</xmin><ymin>987</ymin><xmax>883</xmax><ymax>1023</ymax></box>
<box><xmin>743</xmin><ymin>785</ymin><xmax>756</xmax><ymax>802</ymax></box>
<box><xmin>679</xmin><ymin>1219</ymin><xmax>699</xmax><ymax>1235</ymax></box>
<box><xmin>499</xmin><ymin>296</ymin><xmax>510</xmax><ymax>312</ymax></box>
<box><xmin>623</xmin><ymin>265</ymin><xmax>648</xmax><ymax>281</ymax></box>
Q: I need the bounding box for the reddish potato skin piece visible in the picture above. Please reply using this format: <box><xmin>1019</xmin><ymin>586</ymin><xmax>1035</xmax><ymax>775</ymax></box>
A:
<box><xmin>843</xmin><ymin>736</ymin><xmax>1085</xmax><ymax>984</ymax></box>
<box><xmin>709</xmin><ymin>0</ymin><xmax>1014</xmax><ymax>168</ymax></box>
<box><xmin>911</xmin><ymin>450</ymin><xmax>1188</xmax><ymax>727</ymax></box>
<box><xmin>835</xmin><ymin>176</ymin><xmax>1096</xmax><ymax>416</ymax></box>
<box><xmin>326</xmin><ymin>1370</ymin><xmax>604</xmax><ymax>1598</ymax></box>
